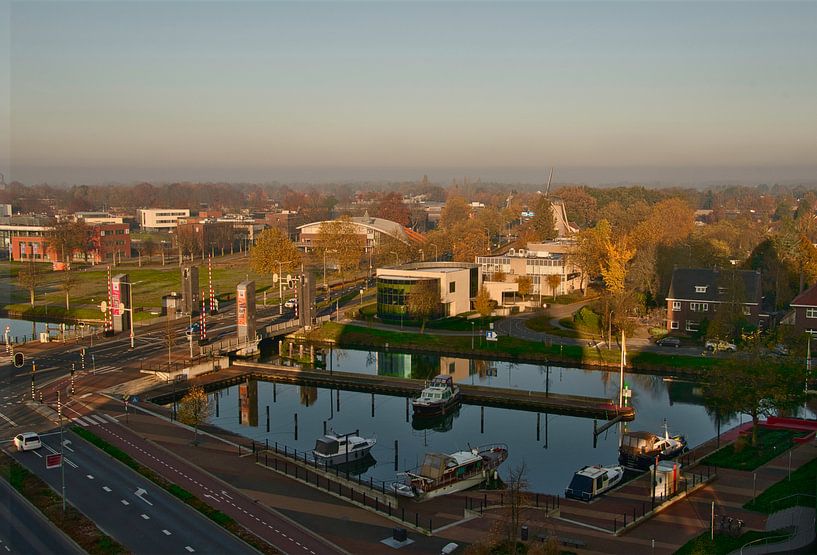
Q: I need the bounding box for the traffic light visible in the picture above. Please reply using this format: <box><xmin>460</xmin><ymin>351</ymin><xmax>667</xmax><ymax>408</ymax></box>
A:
<box><xmin>13</xmin><ymin>352</ymin><xmax>24</xmax><ymax>368</ymax></box>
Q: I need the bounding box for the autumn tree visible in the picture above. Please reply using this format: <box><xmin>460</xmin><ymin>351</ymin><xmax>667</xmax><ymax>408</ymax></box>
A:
<box><xmin>374</xmin><ymin>192</ymin><xmax>410</xmax><ymax>226</ymax></box>
<box><xmin>17</xmin><ymin>260</ymin><xmax>39</xmax><ymax>306</ymax></box>
<box><xmin>515</xmin><ymin>275</ymin><xmax>532</xmax><ymax>299</ymax></box>
<box><xmin>177</xmin><ymin>385</ymin><xmax>212</xmax><ymax>446</ymax></box>
<box><xmin>547</xmin><ymin>274</ymin><xmax>561</xmax><ymax>300</ymax></box>
<box><xmin>572</xmin><ymin>220</ymin><xmax>611</xmax><ymax>294</ymax></box>
<box><xmin>407</xmin><ymin>280</ymin><xmax>439</xmax><ymax>333</ymax></box>
<box><xmin>554</xmin><ymin>186</ymin><xmax>597</xmax><ymax>228</ymax></box>
<box><xmin>143</xmin><ymin>236</ymin><xmax>157</xmax><ymax>263</ymax></box>
<box><xmin>526</xmin><ymin>195</ymin><xmax>558</xmax><ymax>242</ymax></box>
<box><xmin>250</xmin><ymin>228</ymin><xmax>302</xmax><ymax>276</ymax></box>
<box><xmin>474</xmin><ymin>285</ymin><xmax>493</xmax><ymax>321</ymax></box>
<box><xmin>601</xmin><ymin>238</ymin><xmax>636</xmax><ymax>295</ymax></box>
<box><xmin>439</xmin><ymin>196</ymin><xmax>471</xmax><ymax>229</ymax></box>
<box><xmin>450</xmin><ymin>220</ymin><xmax>491</xmax><ymax>262</ymax></box>
<box><xmin>315</xmin><ymin>216</ymin><xmax>364</xmax><ymax>277</ymax></box>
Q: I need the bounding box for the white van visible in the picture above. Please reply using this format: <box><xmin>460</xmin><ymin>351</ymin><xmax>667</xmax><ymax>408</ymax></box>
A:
<box><xmin>14</xmin><ymin>432</ymin><xmax>42</xmax><ymax>451</ymax></box>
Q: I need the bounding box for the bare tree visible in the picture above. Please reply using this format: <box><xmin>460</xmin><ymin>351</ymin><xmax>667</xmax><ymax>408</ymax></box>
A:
<box><xmin>17</xmin><ymin>260</ymin><xmax>39</xmax><ymax>306</ymax></box>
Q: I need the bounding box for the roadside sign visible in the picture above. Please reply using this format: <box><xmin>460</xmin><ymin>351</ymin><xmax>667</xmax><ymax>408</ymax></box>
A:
<box><xmin>273</xmin><ymin>273</ymin><xmax>279</xmax><ymax>283</ymax></box>
<box><xmin>13</xmin><ymin>352</ymin><xmax>24</xmax><ymax>368</ymax></box>
<box><xmin>100</xmin><ymin>300</ymin><xmax>107</xmax><ymax>313</ymax></box>
<box><xmin>486</xmin><ymin>331</ymin><xmax>498</xmax><ymax>342</ymax></box>
<box><xmin>46</xmin><ymin>453</ymin><xmax>62</xmax><ymax>469</ymax></box>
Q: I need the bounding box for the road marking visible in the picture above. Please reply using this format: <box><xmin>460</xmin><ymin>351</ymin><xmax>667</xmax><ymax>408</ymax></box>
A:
<box><xmin>103</xmin><ymin>414</ymin><xmax>118</xmax><ymax>423</ymax></box>
<box><xmin>185</xmin><ymin>547</ymin><xmax>195</xmax><ymax>553</ymax></box>
<box><xmin>140</xmin><ymin>514</ymin><xmax>150</xmax><ymax>520</ymax></box>
<box><xmin>102</xmin><ymin>486</ymin><xmax>111</xmax><ymax>492</ymax></box>
<box><xmin>88</xmin><ymin>414</ymin><xmax>108</xmax><ymax>425</ymax></box>
<box><xmin>86</xmin><ymin>474</ymin><xmax>94</xmax><ymax>480</ymax></box>
<box><xmin>120</xmin><ymin>499</ymin><xmax>129</xmax><ymax>505</ymax></box>
<box><xmin>71</xmin><ymin>417</ymin><xmax>88</xmax><ymax>427</ymax></box>
<box><xmin>134</xmin><ymin>487</ymin><xmax>153</xmax><ymax>506</ymax></box>
<box><xmin>0</xmin><ymin>411</ymin><xmax>17</xmax><ymax>427</ymax></box>
<box><xmin>162</xmin><ymin>529</ymin><xmax>171</xmax><ymax>536</ymax></box>
<box><xmin>80</xmin><ymin>393</ymin><xmax>92</xmax><ymax>399</ymax></box>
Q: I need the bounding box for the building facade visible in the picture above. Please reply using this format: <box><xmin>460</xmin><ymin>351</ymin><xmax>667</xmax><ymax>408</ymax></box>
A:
<box><xmin>476</xmin><ymin>240</ymin><xmax>581</xmax><ymax>305</ymax></box>
<box><xmin>138</xmin><ymin>209</ymin><xmax>191</xmax><ymax>231</ymax></box>
<box><xmin>376</xmin><ymin>262</ymin><xmax>480</xmax><ymax>321</ymax></box>
<box><xmin>665</xmin><ymin>268</ymin><xmax>763</xmax><ymax>333</ymax></box>
<box><xmin>12</xmin><ymin>222</ymin><xmax>130</xmax><ymax>264</ymax></box>
<box><xmin>298</xmin><ymin>213</ymin><xmax>422</xmax><ymax>252</ymax></box>
<box><xmin>784</xmin><ymin>285</ymin><xmax>817</xmax><ymax>335</ymax></box>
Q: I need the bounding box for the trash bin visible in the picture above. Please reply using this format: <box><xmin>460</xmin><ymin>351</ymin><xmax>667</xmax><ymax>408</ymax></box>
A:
<box><xmin>393</xmin><ymin>527</ymin><xmax>407</xmax><ymax>542</ymax></box>
<box><xmin>521</xmin><ymin>525</ymin><xmax>528</xmax><ymax>541</ymax></box>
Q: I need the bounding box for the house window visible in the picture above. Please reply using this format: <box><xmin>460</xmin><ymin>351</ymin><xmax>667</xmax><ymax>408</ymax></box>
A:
<box><xmin>686</xmin><ymin>321</ymin><xmax>699</xmax><ymax>332</ymax></box>
<box><xmin>672</xmin><ymin>301</ymin><xmax>681</xmax><ymax>312</ymax></box>
<box><xmin>807</xmin><ymin>329</ymin><xmax>817</xmax><ymax>336</ymax></box>
<box><xmin>449</xmin><ymin>282</ymin><xmax>455</xmax><ymax>293</ymax></box>
<box><xmin>807</xmin><ymin>308</ymin><xmax>817</xmax><ymax>319</ymax></box>
<box><xmin>718</xmin><ymin>287</ymin><xmax>727</xmax><ymax>294</ymax></box>
<box><xmin>689</xmin><ymin>302</ymin><xmax>708</xmax><ymax>312</ymax></box>
<box><xmin>670</xmin><ymin>321</ymin><xmax>679</xmax><ymax>330</ymax></box>
<box><xmin>695</xmin><ymin>286</ymin><xmax>708</xmax><ymax>293</ymax></box>
<box><xmin>742</xmin><ymin>306</ymin><xmax>751</xmax><ymax>316</ymax></box>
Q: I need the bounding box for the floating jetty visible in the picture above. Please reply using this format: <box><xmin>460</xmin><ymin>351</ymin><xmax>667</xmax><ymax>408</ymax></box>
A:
<box><xmin>147</xmin><ymin>361</ymin><xmax>634</xmax><ymax>421</ymax></box>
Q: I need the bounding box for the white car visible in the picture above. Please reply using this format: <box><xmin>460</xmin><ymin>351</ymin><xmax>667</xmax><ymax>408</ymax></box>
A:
<box><xmin>14</xmin><ymin>432</ymin><xmax>42</xmax><ymax>451</ymax></box>
<box><xmin>284</xmin><ymin>298</ymin><xmax>297</xmax><ymax>309</ymax></box>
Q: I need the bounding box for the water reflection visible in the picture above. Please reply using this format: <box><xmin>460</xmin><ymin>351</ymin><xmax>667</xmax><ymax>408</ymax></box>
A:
<box><xmin>411</xmin><ymin>405</ymin><xmax>461</xmax><ymax>433</ymax></box>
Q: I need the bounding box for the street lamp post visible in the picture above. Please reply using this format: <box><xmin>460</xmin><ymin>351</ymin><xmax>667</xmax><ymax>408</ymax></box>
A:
<box><xmin>277</xmin><ymin>260</ymin><xmax>292</xmax><ymax>316</ymax></box>
<box><xmin>431</xmin><ymin>244</ymin><xmax>438</xmax><ymax>262</ymax></box>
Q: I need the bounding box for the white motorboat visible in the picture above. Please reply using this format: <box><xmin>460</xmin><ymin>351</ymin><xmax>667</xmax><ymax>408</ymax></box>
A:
<box><xmin>312</xmin><ymin>430</ymin><xmax>376</xmax><ymax>467</ymax></box>
<box><xmin>565</xmin><ymin>464</ymin><xmax>624</xmax><ymax>501</ymax></box>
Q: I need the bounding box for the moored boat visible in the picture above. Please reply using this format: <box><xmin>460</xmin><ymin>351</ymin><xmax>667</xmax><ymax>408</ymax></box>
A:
<box><xmin>412</xmin><ymin>375</ymin><xmax>461</xmax><ymax>418</ymax></box>
<box><xmin>618</xmin><ymin>421</ymin><xmax>687</xmax><ymax>470</ymax></box>
<box><xmin>312</xmin><ymin>430</ymin><xmax>376</xmax><ymax>467</ymax></box>
<box><xmin>390</xmin><ymin>444</ymin><xmax>508</xmax><ymax>500</ymax></box>
<box><xmin>564</xmin><ymin>464</ymin><xmax>624</xmax><ymax>501</ymax></box>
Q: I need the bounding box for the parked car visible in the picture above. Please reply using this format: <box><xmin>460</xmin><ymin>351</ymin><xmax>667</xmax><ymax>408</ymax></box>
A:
<box><xmin>705</xmin><ymin>340</ymin><xmax>737</xmax><ymax>353</ymax></box>
<box><xmin>14</xmin><ymin>432</ymin><xmax>42</xmax><ymax>451</ymax></box>
<box><xmin>772</xmin><ymin>344</ymin><xmax>790</xmax><ymax>356</ymax></box>
<box><xmin>656</xmin><ymin>337</ymin><xmax>681</xmax><ymax>348</ymax></box>
<box><xmin>185</xmin><ymin>323</ymin><xmax>201</xmax><ymax>337</ymax></box>
<box><xmin>284</xmin><ymin>298</ymin><xmax>297</xmax><ymax>309</ymax></box>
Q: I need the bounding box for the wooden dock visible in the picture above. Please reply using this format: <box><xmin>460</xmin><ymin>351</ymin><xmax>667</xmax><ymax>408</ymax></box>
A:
<box><xmin>146</xmin><ymin>361</ymin><xmax>634</xmax><ymax>420</ymax></box>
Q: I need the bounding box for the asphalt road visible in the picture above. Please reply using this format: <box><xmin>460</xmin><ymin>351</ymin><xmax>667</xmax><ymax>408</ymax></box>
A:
<box><xmin>11</xmin><ymin>429</ymin><xmax>257</xmax><ymax>555</ymax></box>
<box><xmin>0</xmin><ymin>474</ymin><xmax>84</xmax><ymax>555</ymax></box>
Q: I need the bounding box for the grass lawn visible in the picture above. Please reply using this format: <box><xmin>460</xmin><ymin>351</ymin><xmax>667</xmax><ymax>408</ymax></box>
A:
<box><xmin>675</xmin><ymin>528</ymin><xmax>793</xmax><ymax>555</ymax></box>
<box><xmin>0</xmin><ymin>450</ymin><xmax>127</xmax><ymax>554</ymax></box>
<box><xmin>702</xmin><ymin>428</ymin><xmax>808</xmax><ymax>471</ymax></box>
<box><xmin>744</xmin><ymin>455</ymin><xmax>817</xmax><ymax>513</ymax></box>
<box><xmin>0</xmin><ymin>257</ymin><xmax>276</xmax><ymax>321</ymax></box>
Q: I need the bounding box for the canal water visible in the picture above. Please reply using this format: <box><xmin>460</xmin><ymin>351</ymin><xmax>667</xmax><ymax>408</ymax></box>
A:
<box><xmin>201</xmin><ymin>346</ymin><xmax>817</xmax><ymax>494</ymax></box>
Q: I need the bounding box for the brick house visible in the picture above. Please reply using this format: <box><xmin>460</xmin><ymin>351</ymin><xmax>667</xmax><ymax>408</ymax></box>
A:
<box><xmin>785</xmin><ymin>284</ymin><xmax>817</xmax><ymax>335</ymax></box>
<box><xmin>665</xmin><ymin>268</ymin><xmax>763</xmax><ymax>333</ymax></box>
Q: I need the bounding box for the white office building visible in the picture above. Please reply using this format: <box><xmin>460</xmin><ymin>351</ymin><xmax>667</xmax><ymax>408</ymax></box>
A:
<box><xmin>138</xmin><ymin>209</ymin><xmax>191</xmax><ymax>231</ymax></box>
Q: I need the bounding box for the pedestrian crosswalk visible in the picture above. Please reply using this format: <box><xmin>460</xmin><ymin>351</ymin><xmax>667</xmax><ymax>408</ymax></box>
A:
<box><xmin>93</xmin><ymin>365</ymin><xmax>118</xmax><ymax>374</ymax></box>
<box><xmin>71</xmin><ymin>413</ymin><xmax>118</xmax><ymax>427</ymax></box>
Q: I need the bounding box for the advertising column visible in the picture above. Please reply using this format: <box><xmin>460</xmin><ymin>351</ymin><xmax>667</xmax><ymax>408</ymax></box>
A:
<box><xmin>236</xmin><ymin>280</ymin><xmax>256</xmax><ymax>344</ymax></box>
<box><xmin>111</xmin><ymin>274</ymin><xmax>130</xmax><ymax>334</ymax></box>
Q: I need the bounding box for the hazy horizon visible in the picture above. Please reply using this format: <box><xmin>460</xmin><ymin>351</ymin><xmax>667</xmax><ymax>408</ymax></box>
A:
<box><xmin>2</xmin><ymin>1</ymin><xmax>815</xmax><ymax>186</ymax></box>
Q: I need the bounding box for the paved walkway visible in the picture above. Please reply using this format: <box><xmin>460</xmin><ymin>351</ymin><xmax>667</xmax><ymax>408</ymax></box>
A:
<box><xmin>733</xmin><ymin>506</ymin><xmax>816</xmax><ymax>554</ymax></box>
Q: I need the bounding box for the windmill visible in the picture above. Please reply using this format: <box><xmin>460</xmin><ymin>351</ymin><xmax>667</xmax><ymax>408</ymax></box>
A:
<box><xmin>544</xmin><ymin>167</ymin><xmax>554</xmax><ymax>197</ymax></box>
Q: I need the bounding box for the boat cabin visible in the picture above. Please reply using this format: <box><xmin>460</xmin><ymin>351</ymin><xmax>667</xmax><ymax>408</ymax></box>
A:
<box><xmin>565</xmin><ymin>466</ymin><xmax>616</xmax><ymax>501</ymax></box>
<box><xmin>620</xmin><ymin>431</ymin><xmax>661</xmax><ymax>455</ymax></box>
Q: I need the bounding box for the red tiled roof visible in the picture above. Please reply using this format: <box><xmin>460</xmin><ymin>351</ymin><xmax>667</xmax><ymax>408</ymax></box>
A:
<box><xmin>790</xmin><ymin>284</ymin><xmax>817</xmax><ymax>307</ymax></box>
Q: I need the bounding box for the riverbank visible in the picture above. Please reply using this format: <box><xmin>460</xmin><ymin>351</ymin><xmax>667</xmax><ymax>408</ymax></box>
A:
<box><xmin>300</xmin><ymin>321</ymin><xmax>723</xmax><ymax>377</ymax></box>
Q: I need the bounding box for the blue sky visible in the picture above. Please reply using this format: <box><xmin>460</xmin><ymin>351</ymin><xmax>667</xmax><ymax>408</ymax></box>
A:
<box><xmin>3</xmin><ymin>1</ymin><xmax>816</xmax><ymax>185</ymax></box>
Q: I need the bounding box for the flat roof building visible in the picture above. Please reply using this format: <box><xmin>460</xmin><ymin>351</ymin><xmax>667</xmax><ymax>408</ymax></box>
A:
<box><xmin>138</xmin><ymin>209</ymin><xmax>191</xmax><ymax>231</ymax></box>
<box><xmin>376</xmin><ymin>262</ymin><xmax>480</xmax><ymax>321</ymax></box>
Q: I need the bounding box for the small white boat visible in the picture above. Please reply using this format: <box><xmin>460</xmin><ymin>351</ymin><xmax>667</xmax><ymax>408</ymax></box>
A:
<box><xmin>619</xmin><ymin>420</ymin><xmax>687</xmax><ymax>471</ymax></box>
<box><xmin>312</xmin><ymin>430</ymin><xmax>376</xmax><ymax>467</ymax></box>
<box><xmin>412</xmin><ymin>375</ymin><xmax>461</xmax><ymax>418</ymax></box>
<box><xmin>564</xmin><ymin>464</ymin><xmax>624</xmax><ymax>501</ymax></box>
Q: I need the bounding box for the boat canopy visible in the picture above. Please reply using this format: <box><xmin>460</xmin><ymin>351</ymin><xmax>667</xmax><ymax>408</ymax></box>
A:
<box><xmin>419</xmin><ymin>453</ymin><xmax>453</xmax><ymax>479</ymax></box>
<box><xmin>314</xmin><ymin>437</ymin><xmax>340</xmax><ymax>456</ymax></box>
<box><xmin>621</xmin><ymin>431</ymin><xmax>658</xmax><ymax>453</ymax></box>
